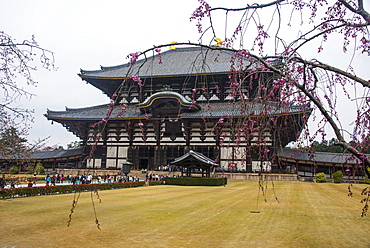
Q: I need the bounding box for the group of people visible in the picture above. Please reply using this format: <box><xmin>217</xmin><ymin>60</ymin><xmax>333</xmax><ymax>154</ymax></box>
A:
<box><xmin>0</xmin><ymin>171</ymin><xmax>166</xmax><ymax>189</ymax></box>
<box><xmin>145</xmin><ymin>173</ymin><xmax>165</xmax><ymax>181</ymax></box>
<box><xmin>44</xmin><ymin>173</ymin><xmax>142</xmax><ymax>186</ymax></box>
<box><xmin>66</xmin><ymin>174</ymin><xmax>94</xmax><ymax>185</ymax></box>
<box><xmin>44</xmin><ymin>173</ymin><xmax>66</xmax><ymax>186</ymax></box>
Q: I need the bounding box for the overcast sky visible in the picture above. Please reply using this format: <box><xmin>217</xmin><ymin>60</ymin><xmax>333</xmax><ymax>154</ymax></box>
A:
<box><xmin>1</xmin><ymin>0</ymin><xmax>369</xmax><ymax>148</ymax></box>
<box><xmin>0</xmin><ymin>0</ymin><xmax>203</xmax><ymax>147</ymax></box>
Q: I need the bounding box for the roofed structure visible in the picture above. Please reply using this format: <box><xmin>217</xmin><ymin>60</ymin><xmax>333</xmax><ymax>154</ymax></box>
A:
<box><xmin>45</xmin><ymin>46</ymin><xmax>312</xmax><ymax>172</ymax></box>
<box><xmin>171</xmin><ymin>150</ymin><xmax>218</xmax><ymax>177</ymax></box>
<box><xmin>278</xmin><ymin>148</ymin><xmax>365</xmax><ymax>179</ymax></box>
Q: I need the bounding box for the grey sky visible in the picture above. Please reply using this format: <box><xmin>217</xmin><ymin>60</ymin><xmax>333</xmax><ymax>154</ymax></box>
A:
<box><xmin>0</xmin><ymin>0</ymin><xmax>200</xmax><ymax>147</ymax></box>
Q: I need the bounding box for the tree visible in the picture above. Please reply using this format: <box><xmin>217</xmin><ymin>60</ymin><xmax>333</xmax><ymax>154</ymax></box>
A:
<box><xmin>0</xmin><ymin>32</ymin><xmax>54</xmax><ymax>162</ymax></box>
<box><xmin>0</xmin><ymin>31</ymin><xmax>55</xmax><ymax>131</ymax></box>
<box><xmin>311</xmin><ymin>138</ymin><xmax>345</xmax><ymax>153</ymax></box>
<box><xmin>107</xmin><ymin>0</ymin><xmax>369</xmax><ymax>175</ymax></box>
<box><xmin>188</xmin><ymin>0</ymin><xmax>370</xmax><ymax>173</ymax></box>
<box><xmin>66</xmin><ymin>141</ymin><xmax>81</xmax><ymax>150</ymax></box>
<box><xmin>0</xmin><ymin>126</ymin><xmax>47</xmax><ymax>171</ymax></box>
<box><xmin>0</xmin><ymin>127</ymin><xmax>29</xmax><ymax>160</ymax></box>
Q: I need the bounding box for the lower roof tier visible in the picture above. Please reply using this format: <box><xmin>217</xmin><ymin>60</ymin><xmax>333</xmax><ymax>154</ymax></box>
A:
<box><xmin>45</xmin><ymin>101</ymin><xmax>312</xmax><ymax>121</ymax></box>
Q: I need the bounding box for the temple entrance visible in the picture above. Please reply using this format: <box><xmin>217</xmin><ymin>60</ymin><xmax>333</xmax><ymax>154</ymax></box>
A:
<box><xmin>139</xmin><ymin>159</ymin><xmax>148</xmax><ymax>170</ymax></box>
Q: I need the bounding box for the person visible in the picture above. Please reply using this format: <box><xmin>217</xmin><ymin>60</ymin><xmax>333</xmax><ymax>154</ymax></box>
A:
<box><xmin>87</xmin><ymin>174</ymin><xmax>93</xmax><ymax>184</ymax></box>
<box><xmin>33</xmin><ymin>173</ymin><xmax>37</xmax><ymax>185</ymax></box>
<box><xmin>51</xmin><ymin>175</ymin><xmax>56</xmax><ymax>186</ymax></box>
<box><xmin>45</xmin><ymin>174</ymin><xmax>51</xmax><ymax>186</ymax></box>
<box><xmin>107</xmin><ymin>175</ymin><xmax>112</xmax><ymax>183</ymax></box>
<box><xmin>71</xmin><ymin>176</ymin><xmax>76</xmax><ymax>185</ymax></box>
<box><xmin>0</xmin><ymin>177</ymin><xmax>6</xmax><ymax>189</ymax></box>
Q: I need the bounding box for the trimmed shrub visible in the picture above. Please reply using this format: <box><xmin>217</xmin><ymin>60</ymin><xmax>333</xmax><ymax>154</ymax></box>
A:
<box><xmin>35</xmin><ymin>163</ymin><xmax>45</xmax><ymax>175</ymax></box>
<box><xmin>0</xmin><ymin>180</ymin><xmax>164</xmax><ymax>199</ymax></box>
<box><xmin>333</xmin><ymin>170</ymin><xmax>344</xmax><ymax>183</ymax></box>
<box><xmin>165</xmin><ymin>177</ymin><xmax>227</xmax><ymax>186</ymax></box>
<box><xmin>365</xmin><ymin>168</ymin><xmax>370</xmax><ymax>184</ymax></box>
<box><xmin>9</xmin><ymin>166</ymin><xmax>19</xmax><ymax>174</ymax></box>
<box><xmin>25</xmin><ymin>165</ymin><xmax>35</xmax><ymax>174</ymax></box>
<box><xmin>316</xmin><ymin>172</ymin><xmax>327</xmax><ymax>183</ymax></box>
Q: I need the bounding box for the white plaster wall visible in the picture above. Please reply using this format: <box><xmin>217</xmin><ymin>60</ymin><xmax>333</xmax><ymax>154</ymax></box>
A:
<box><xmin>106</xmin><ymin>159</ymin><xmax>116</xmax><ymax>168</ymax></box>
<box><xmin>118</xmin><ymin>147</ymin><xmax>128</xmax><ymax>158</ymax></box>
<box><xmin>252</xmin><ymin>161</ymin><xmax>271</xmax><ymax>172</ymax></box>
<box><xmin>87</xmin><ymin>159</ymin><xmax>102</xmax><ymax>169</ymax></box>
<box><xmin>107</xmin><ymin>146</ymin><xmax>117</xmax><ymax>157</ymax></box>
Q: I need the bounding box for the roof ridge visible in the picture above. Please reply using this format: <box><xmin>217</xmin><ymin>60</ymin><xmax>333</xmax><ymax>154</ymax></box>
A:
<box><xmin>80</xmin><ymin>46</ymin><xmax>240</xmax><ymax>75</ymax></box>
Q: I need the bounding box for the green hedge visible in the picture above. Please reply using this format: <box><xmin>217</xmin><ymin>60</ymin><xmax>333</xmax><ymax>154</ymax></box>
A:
<box><xmin>0</xmin><ymin>180</ymin><xmax>164</xmax><ymax>199</ymax></box>
<box><xmin>165</xmin><ymin>177</ymin><xmax>227</xmax><ymax>186</ymax></box>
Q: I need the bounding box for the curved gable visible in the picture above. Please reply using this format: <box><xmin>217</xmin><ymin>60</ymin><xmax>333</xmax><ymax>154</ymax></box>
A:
<box><xmin>137</xmin><ymin>87</ymin><xmax>201</xmax><ymax>114</ymax></box>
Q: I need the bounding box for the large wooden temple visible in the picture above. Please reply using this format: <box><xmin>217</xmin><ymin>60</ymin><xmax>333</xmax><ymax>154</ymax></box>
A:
<box><xmin>45</xmin><ymin>47</ymin><xmax>312</xmax><ymax>172</ymax></box>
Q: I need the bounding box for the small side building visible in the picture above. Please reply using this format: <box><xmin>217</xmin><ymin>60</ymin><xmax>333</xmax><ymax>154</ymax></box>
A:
<box><xmin>171</xmin><ymin>150</ymin><xmax>219</xmax><ymax>177</ymax></box>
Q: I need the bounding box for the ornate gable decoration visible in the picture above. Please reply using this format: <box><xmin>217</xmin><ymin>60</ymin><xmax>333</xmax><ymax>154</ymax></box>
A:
<box><xmin>137</xmin><ymin>85</ymin><xmax>201</xmax><ymax>115</ymax></box>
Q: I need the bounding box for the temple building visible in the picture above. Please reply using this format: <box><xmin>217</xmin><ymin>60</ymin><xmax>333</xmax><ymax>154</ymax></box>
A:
<box><xmin>45</xmin><ymin>47</ymin><xmax>312</xmax><ymax>172</ymax></box>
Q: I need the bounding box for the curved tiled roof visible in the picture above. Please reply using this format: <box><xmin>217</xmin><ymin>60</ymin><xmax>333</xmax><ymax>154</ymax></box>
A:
<box><xmin>46</xmin><ymin>104</ymin><xmax>144</xmax><ymax>120</ymax></box>
<box><xmin>171</xmin><ymin>150</ymin><xmax>219</xmax><ymax>167</ymax></box>
<box><xmin>33</xmin><ymin>148</ymin><xmax>83</xmax><ymax>159</ymax></box>
<box><xmin>79</xmin><ymin>47</ymin><xmax>259</xmax><ymax>79</ymax></box>
<box><xmin>0</xmin><ymin>148</ymin><xmax>84</xmax><ymax>161</ymax></box>
<box><xmin>45</xmin><ymin>101</ymin><xmax>311</xmax><ymax>121</ymax></box>
<box><xmin>278</xmin><ymin>148</ymin><xmax>363</xmax><ymax>165</ymax></box>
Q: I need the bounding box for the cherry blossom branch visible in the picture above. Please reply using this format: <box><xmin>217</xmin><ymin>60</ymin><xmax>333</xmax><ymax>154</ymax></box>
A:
<box><xmin>210</xmin><ymin>0</ymin><xmax>285</xmax><ymax>12</ymax></box>
<box><xmin>338</xmin><ymin>0</ymin><xmax>370</xmax><ymax>23</ymax></box>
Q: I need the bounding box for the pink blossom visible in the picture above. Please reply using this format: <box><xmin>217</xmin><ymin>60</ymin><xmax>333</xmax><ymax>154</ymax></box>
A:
<box><xmin>126</xmin><ymin>52</ymin><xmax>139</xmax><ymax>65</ymax></box>
<box><xmin>130</xmin><ymin>75</ymin><xmax>143</xmax><ymax>88</ymax></box>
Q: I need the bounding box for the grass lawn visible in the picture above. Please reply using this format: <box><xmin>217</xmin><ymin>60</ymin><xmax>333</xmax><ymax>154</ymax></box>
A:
<box><xmin>0</xmin><ymin>181</ymin><xmax>369</xmax><ymax>248</ymax></box>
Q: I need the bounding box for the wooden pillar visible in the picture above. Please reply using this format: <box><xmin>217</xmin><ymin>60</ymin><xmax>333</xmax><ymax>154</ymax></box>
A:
<box><xmin>154</xmin><ymin>146</ymin><xmax>162</xmax><ymax>168</ymax></box>
<box><xmin>154</xmin><ymin>121</ymin><xmax>162</xmax><ymax>146</ymax></box>
<box><xmin>101</xmin><ymin>128</ymin><xmax>108</xmax><ymax>169</ymax></box>
<box><xmin>295</xmin><ymin>160</ymin><xmax>298</xmax><ymax>175</ymax></box>
<box><xmin>183</xmin><ymin>120</ymin><xmax>191</xmax><ymax>147</ymax></box>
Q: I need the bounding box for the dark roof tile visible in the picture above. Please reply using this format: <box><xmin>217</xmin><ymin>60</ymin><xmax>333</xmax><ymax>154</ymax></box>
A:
<box><xmin>45</xmin><ymin>101</ymin><xmax>311</xmax><ymax>120</ymax></box>
<box><xmin>79</xmin><ymin>47</ymin><xmax>260</xmax><ymax>79</ymax></box>
<box><xmin>278</xmin><ymin>148</ymin><xmax>363</xmax><ymax>165</ymax></box>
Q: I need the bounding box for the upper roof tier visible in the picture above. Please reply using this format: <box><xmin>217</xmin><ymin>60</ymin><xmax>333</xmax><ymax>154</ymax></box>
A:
<box><xmin>79</xmin><ymin>46</ymin><xmax>278</xmax><ymax>79</ymax></box>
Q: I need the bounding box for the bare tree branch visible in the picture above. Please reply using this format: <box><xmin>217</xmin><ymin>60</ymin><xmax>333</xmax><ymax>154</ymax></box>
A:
<box><xmin>339</xmin><ymin>0</ymin><xmax>370</xmax><ymax>23</ymax></box>
<box><xmin>210</xmin><ymin>0</ymin><xmax>285</xmax><ymax>12</ymax></box>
